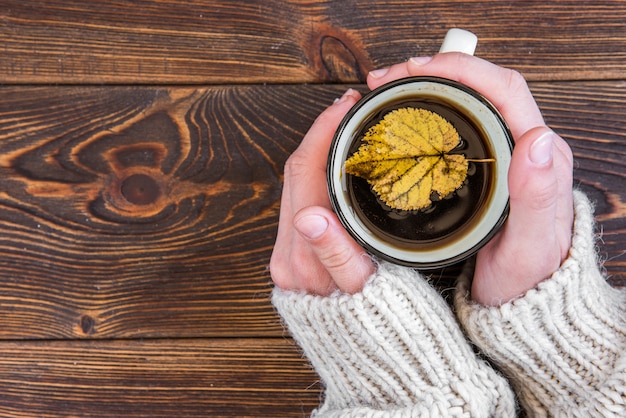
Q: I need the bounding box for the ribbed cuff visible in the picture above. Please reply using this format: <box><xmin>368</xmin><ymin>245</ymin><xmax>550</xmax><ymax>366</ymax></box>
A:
<box><xmin>273</xmin><ymin>262</ymin><xmax>515</xmax><ymax>417</ymax></box>
<box><xmin>455</xmin><ymin>191</ymin><xmax>626</xmax><ymax>416</ymax></box>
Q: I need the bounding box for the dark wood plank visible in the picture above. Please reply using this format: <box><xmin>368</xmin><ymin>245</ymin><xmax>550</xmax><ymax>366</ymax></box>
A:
<box><xmin>1</xmin><ymin>1</ymin><xmax>626</xmax><ymax>84</ymax></box>
<box><xmin>0</xmin><ymin>84</ymin><xmax>341</xmax><ymax>339</ymax></box>
<box><xmin>0</xmin><ymin>338</ymin><xmax>320</xmax><ymax>417</ymax></box>
<box><xmin>532</xmin><ymin>81</ymin><xmax>626</xmax><ymax>286</ymax></box>
<box><xmin>0</xmin><ymin>82</ymin><xmax>623</xmax><ymax>341</ymax></box>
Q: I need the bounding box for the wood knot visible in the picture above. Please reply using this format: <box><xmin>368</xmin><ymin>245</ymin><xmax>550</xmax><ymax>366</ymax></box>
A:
<box><xmin>304</xmin><ymin>24</ymin><xmax>371</xmax><ymax>82</ymax></box>
<box><xmin>121</xmin><ymin>173</ymin><xmax>162</xmax><ymax>206</ymax></box>
<box><xmin>320</xmin><ymin>35</ymin><xmax>364</xmax><ymax>82</ymax></box>
<box><xmin>95</xmin><ymin>168</ymin><xmax>171</xmax><ymax>221</ymax></box>
<box><xmin>80</xmin><ymin>314</ymin><xmax>96</xmax><ymax>335</ymax></box>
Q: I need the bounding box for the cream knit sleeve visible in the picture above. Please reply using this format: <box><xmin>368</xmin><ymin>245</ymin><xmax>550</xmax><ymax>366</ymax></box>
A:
<box><xmin>272</xmin><ymin>262</ymin><xmax>516</xmax><ymax>417</ymax></box>
<box><xmin>455</xmin><ymin>191</ymin><xmax>626</xmax><ymax>417</ymax></box>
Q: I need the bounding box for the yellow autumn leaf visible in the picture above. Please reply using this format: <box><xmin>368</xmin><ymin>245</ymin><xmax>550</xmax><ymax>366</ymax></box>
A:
<box><xmin>345</xmin><ymin>107</ymin><xmax>469</xmax><ymax>211</ymax></box>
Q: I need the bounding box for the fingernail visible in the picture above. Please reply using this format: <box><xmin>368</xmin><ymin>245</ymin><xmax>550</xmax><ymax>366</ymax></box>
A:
<box><xmin>529</xmin><ymin>131</ymin><xmax>555</xmax><ymax>166</ymax></box>
<box><xmin>409</xmin><ymin>56</ymin><xmax>433</xmax><ymax>67</ymax></box>
<box><xmin>334</xmin><ymin>88</ymin><xmax>355</xmax><ymax>104</ymax></box>
<box><xmin>368</xmin><ymin>67</ymin><xmax>390</xmax><ymax>79</ymax></box>
<box><xmin>295</xmin><ymin>214</ymin><xmax>329</xmax><ymax>240</ymax></box>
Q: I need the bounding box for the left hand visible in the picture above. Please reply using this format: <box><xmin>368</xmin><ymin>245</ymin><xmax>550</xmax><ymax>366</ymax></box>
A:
<box><xmin>269</xmin><ymin>89</ymin><xmax>377</xmax><ymax>296</ymax></box>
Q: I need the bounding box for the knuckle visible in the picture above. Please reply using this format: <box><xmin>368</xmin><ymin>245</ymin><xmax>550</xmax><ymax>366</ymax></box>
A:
<box><xmin>269</xmin><ymin>250</ymin><xmax>287</xmax><ymax>284</ymax></box>
<box><xmin>272</xmin><ymin>245</ymin><xmax>337</xmax><ymax>295</ymax></box>
<box><xmin>504</xmin><ymin>68</ymin><xmax>527</xmax><ymax>90</ymax></box>
<box><xmin>312</xmin><ymin>105</ymin><xmax>336</xmax><ymax>126</ymax></box>
<box><xmin>556</xmin><ymin>138</ymin><xmax>574</xmax><ymax>166</ymax></box>
<box><xmin>318</xmin><ymin>245</ymin><xmax>354</xmax><ymax>273</ymax></box>
<box><xmin>309</xmin><ymin>279</ymin><xmax>336</xmax><ymax>296</ymax></box>
<box><xmin>290</xmin><ymin>247</ymin><xmax>312</xmax><ymax>271</ymax></box>
<box><xmin>269</xmin><ymin>242</ymin><xmax>301</xmax><ymax>285</ymax></box>
<box><xmin>528</xmin><ymin>181</ymin><xmax>559</xmax><ymax>212</ymax></box>
<box><xmin>283</xmin><ymin>151</ymin><xmax>310</xmax><ymax>180</ymax></box>
<box><xmin>269</xmin><ymin>247</ymin><xmax>311</xmax><ymax>290</ymax></box>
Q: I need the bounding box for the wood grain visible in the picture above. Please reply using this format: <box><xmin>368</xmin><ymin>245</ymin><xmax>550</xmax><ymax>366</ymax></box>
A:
<box><xmin>0</xmin><ymin>84</ymin><xmax>340</xmax><ymax>339</ymax></box>
<box><xmin>1</xmin><ymin>2</ymin><xmax>625</xmax><ymax>416</ymax></box>
<box><xmin>0</xmin><ymin>338</ymin><xmax>320</xmax><ymax>417</ymax></box>
<box><xmin>0</xmin><ymin>81</ymin><xmax>624</xmax><ymax>341</ymax></box>
<box><xmin>532</xmin><ymin>81</ymin><xmax>626</xmax><ymax>285</ymax></box>
<box><xmin>2</xmin><ymin>1</ymin><xmax>626</xmax><ymax>84</ymax></box>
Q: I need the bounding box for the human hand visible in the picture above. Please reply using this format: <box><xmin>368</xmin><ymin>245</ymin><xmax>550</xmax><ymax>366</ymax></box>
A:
<box><xmin>368</xmin><ymin>53</ymin><xmax>574</xmax><ymax>306</ymax></box>
<box><xmin>269</xmin><ymin>89</ymin><xmax>376</xmax><ymax>296</ymax></box>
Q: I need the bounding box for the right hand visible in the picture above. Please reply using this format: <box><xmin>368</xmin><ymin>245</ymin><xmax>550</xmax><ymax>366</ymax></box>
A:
<box><xmin>368</xmin><ymin>53</ymin><xmax>574</xmax><ymax>306</ymax></box>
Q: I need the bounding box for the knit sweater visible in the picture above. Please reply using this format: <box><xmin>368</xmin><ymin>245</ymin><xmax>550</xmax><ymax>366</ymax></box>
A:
<box><xmin>272</xmin><ymin>191</ymin><xmax>626</xmax><ymax>417</ymax></box>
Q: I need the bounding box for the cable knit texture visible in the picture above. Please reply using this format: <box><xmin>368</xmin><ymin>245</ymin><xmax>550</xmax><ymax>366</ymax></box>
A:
<box><xmin>272</xmin><ymin>263</ymin><xmax>516</xmax><ymax>417</ymax></box>
<box><xmin>456</xmin><ymin>191</ymin><xmax>626</xmax><ymax>417</ymax></box>
<box><xmin>272</xmin><ymin>191</ymin><xmax>626</xmax><ymax>416</ymax></box>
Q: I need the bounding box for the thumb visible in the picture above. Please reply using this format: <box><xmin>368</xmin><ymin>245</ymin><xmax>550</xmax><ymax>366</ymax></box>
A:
<box><xmin>294</xmin><ymin>206</ymin><xmax>375</xmax><ymax>294</ymax></box>
<box><xmin>505</xmin><ymin>128</ymin><xmax>566</xmax><ymax>287</ymax></box>
<box><xmin>474</xmin><ymin>126</ymin><xmax>573</xmax><ymax>305</ymax></box>
<box><xmin>507</xmin><ymin>127</ymin><xmax>564</xmax><ymax>251</ymax></box>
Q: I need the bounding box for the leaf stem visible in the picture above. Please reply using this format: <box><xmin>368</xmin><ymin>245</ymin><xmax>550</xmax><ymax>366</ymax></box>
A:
<box><xmin>466</xmin><ymin>158</ymin><xmax>496</xmax><ymax>163</ymax></box>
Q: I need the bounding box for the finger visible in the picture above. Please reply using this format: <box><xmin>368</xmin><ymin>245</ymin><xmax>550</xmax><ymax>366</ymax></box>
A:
<box><xmin>507</xmin><ymin>127</ymin><xmax>573</xmax><ymax>252</ymax></box>
<box><xmin>270</xmin><ymin>89</ymin><xmax>362</xmax><ymax>293</ymax></box>
<box><xmin>270</xmin><ymin>232</ymin><xmax>338</xmax><ymax>295</ymax></box>
<box><xmin>368</xmin><ymin>53</ymin><xmax>544</xmax><ymax>140</ymax></box>
<box><xmin>295</xmin><ymin>88</ymin><xmax>362</xmax><ymax>170</ymax></box>
<box><xmin>366</xmin><ymin>61</ymin><xmax>413</xmax><ymax>90</ymax></box>
<box><xmin>271</xmin><ymin>166</ymin><xmax>338</xmax><ymax>293</ymax></box>
<box><xmin>507</xmin><ymin>128</ymin><xmax>562</xmax><ymax>248</ymax></box>
<box><xmin>409</xmin><ymin>53</ymin><xmax>545</xmax><ymax>139</ymax></box>
<box><xmin>286</xmin><ymin>89</ymin><xmax>361</xmax><ymax>212</ymax></box>
<box><xmin>294</xmin><ymin>206</ymin><xmax>375</xmax><ymax>295</ymax></box>
<box><xmin>552</xmin><ymin>135</ymin><xmax>575</xmax><ymax>254</ymax></box>
<box><xmin>275</xmin><ymin>88</ymin><xmax>360</xmax><ymax>271</ymax></box>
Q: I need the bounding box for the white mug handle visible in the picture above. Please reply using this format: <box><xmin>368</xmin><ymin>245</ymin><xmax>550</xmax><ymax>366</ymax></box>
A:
<box><xmin>439</xmin><ymin>28</ymin><xmax>478</xmax><ymax>56</ymax></box>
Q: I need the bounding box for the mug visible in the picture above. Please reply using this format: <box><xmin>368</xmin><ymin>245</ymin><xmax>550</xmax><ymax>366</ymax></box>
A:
<box><xmin>327</xmin><ymin>75</ymin><xmax>513</xmax><ymax>268</ymax></box>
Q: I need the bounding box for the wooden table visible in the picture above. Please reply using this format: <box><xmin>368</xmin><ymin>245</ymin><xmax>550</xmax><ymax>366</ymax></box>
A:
<box><xmin>0</xmin><ymin>1</ymin><xmax>624</xmax><ymax>416</ymax></box>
